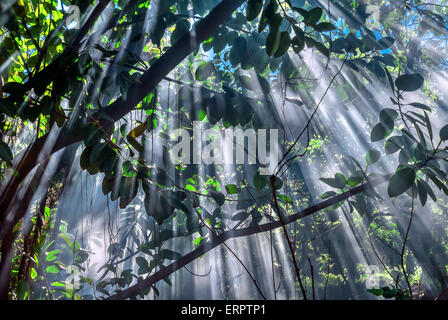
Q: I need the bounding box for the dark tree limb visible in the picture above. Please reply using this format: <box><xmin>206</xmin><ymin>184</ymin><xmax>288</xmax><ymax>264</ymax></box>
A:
<box><xmin>107</xmin><ymin>176</ymin><xmax>388</xmax><ymax>300</ymax></box>
<box><xmin>0</xmin><ymin>0</ymin><xmax>247</xmax><ymax>236</ymax></box>
<box><xmin>0</xmin><ymin>0</ymin><xmax>247</xmax><ymax>300</ymax></box>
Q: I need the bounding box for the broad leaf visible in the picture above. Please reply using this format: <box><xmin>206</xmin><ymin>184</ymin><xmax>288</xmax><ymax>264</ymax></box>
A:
<box><xmin>387</xmin><ymin>167</ymin><xmax>416</xmax><ymax>197</ymax></box>
<box><xmin>395</xmin><ymin>74</ymin><xmax>424</xmax><ymax>92</ymax></box>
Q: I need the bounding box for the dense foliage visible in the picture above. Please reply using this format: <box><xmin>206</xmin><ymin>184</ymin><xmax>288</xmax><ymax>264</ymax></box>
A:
<box><xmin>0</xmin><ymin>0</ymin><xmax>448</xmax><ymax>300</ymax></box>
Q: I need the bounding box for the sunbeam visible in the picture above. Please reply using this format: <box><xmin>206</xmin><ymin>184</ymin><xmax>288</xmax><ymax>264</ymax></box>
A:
<box><xmin>0</xmin><ymin>0</ymin><xmax>448</xmax><ymax>303</ymax></box>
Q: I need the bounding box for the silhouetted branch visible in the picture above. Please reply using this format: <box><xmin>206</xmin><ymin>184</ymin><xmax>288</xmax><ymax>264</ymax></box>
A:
<box><xmin>107</xmin><ymin>175</ymin><xmax>388</xmax><ymax>300</ymax></box>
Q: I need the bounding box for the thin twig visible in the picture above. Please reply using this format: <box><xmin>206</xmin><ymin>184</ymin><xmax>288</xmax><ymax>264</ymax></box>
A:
<box><xmin>271</xmin><ymin>176</ymin><xmax>307</xmax><ymax>300</ymax></box>
<box><xmin>400</xmin><ymin>188</ymin><xmax>415</xmax><ymax>297</ymax></box>
<box><xmin>194</xmin><ymin>208</ymin><xmax>267</xmax><ymax>300</ymax></box>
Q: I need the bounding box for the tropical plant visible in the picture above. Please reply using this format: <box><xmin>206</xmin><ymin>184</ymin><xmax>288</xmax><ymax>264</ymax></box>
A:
<box><xmin>0</xmin><ymin>0</ymin><xmax>447</xmax><ymax>300</ymax></box>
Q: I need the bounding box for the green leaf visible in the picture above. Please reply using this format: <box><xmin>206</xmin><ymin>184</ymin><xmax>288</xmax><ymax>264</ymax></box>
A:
<box><xmin>166</xmin><ymin>194</ymin><xmax>189</xmax><ymax>214</ymax></box>
<box><xmin>82</xmin><ymin>125</ymin><xmax>103</xmax><ymax>147</ymax></box>
<box><xmin>384</xmin><ymin>136</ymin><xmax>402</xmax><ymax>154</ymax></box>
<box><xmin>258</xmin><ymin>1</ymin><xmax>277</xmax><ymax>33</ymax></box>
<box><xmin>416</xmin><ymin>180</ymin><xmax>428</xmax><ymax>207</ymax></box>
<box><xmin>313</xmin><ymin>41</ymin><xmax>329</xmax><ymax>58</ymax></box>
<box><xmin>366</xmin><ymin>149</ymin><xmax>381</xmax><ymax>165</ymax></box>
<box><xmin>136</xmin><ymin>257</ymin><xmax>150</xmax><ymax>274</ymax></box>
<box><xmin>52</xmin><ymin>281</ymin><xmax>66</xmax><ymax>288</ymax></box>
<box><xmin>16</xmin><ymin>280</ymin><xmax>29</xmax><ymax>300</ymax></box>
<box><xmin>206</xmin><ymin>94</ymin><xmax>226</xmax><ymax>124</ymax></box>
<box><xmin>46</xmin><ymin>249</ymin><xmax>61</xmax><ymax>262</ymax></box>
<box><xmin>331</xmin><ymin>37</ymin><xmax>347</xmax><ymax>53</ymax></box>
<box><xmin>0</xmin><ymin>141</ymin><xmax>13</xmax><ymax>166</ymax></box>
<box><xmin>274</xmin><ymin>32</ymin><xmax>290</xmax><ymax>58</ymax></box>
<box><xmin>194</xmin><ymin>237</ymin><xmax>203</xmax><ymax>246</ymax></box>
<box><xmin>40</xmin><ymin>95</ymin><xmax>54</xmax><ymax>115</ymax></box>
<box><xmin>121</xmin><ymin>269</ymin><xmax>133</xmax><ymax>285</ymax></box>
<box><xmin>380</xmin><ymin>109</ymin><xmax>398</xmax><ymax>124</ymax></box>
<box><xmin>246</xmin><ymin>0</ymin><xmax>263</xmax><ymax>21</ymax></box>
<box><xmin>160</xmin><ymin>249</ymin><xmax>182</xmax><ymax>260</ymax></box>
<box><xmin>347</xmin><ymin>176</ymin><xmax>363</xmax><ymax>187</ymax></box>
<box><xmin>327</xmin><ymin>201</ymin><xmax>344</xmax><ymax>211</ymax></box>
<box><xmin>46</xmin><ymin>265</ymin><xmax>60</xmax><ymax>274</ymax></box>
<box><xmin>306</xmin><ymin>7</ymin><xmax>323</xmax><ymax>26</ymax></box>
<box><xmin>75</xmin><ymin>250</ymin><xmax>89</xmax><ymax>264</ymax></box>
<box><xmin>320</xmin><ymin>174</ymin><xmax>345</xmax><ymax>189</ymax></box>
<box><xmin>439</xmin><ymin>124</ymin><xmax>448</xmax><ymax>140</ymax></box>
<box><xmin>127</xmin><ymin>136</ymin><xmax>144</xmax><ymax>154</ymax></box>
<box><xmin>277</xmin><ymin>194</ymin><xmax>292</xmax><ymax>203</ymax></box>
<box><xmin>229</xmin><ymin>37</ymin><xmax>248</xmax><ymax>66</ymax></box>
<box><xmin>387</xmin><ymin>167</ymin><xmax>416</xmax><ymax>197</ymax></box>
<box><xmin>334</xmin><ymin>173</ymin><xmax>347</xmax><ymax>189</ymax></box>
<box><xmin>379</xmin><ymin>54</ymin><xmax>395</xmax><ymax>66</ymax></box>
<box><xmin>195</xmin><ymin>62</ymin><xmax>214</xmax><ymax>81</ymax></box>
<box><xmin>253</xmin><ymin>171</ymin><xmax>268</xmax><ymax>190</ymax></box>
<box><xmin>367</xmin><ymin>288</ymin><xmax>383</xmax><ymax>296</ymax></box>
<box><xmin>418</xmin><ymin>179</ymin><xmax>436</xmax><ymax>202</ymax></box>
<box><xmin>395</xmin><ymin>74</ymin><xmax>424</xmax><ymax>92</ymax></box>
<box><xmin>258</xmin><ymin>1</ymin><xmax>278</xmax><ymax>32</ymax></box>
<box><xmin>210</xmin><ymin>191</ymin><xmax>225</xmax><ymax>206</ymax></box>
<box><xmin>398</xmin><ymin>149</ymin><xmax>410</xmax><ymax>165</ymax></box>
<box><xmin>293</xmin><ymin>25</ymin><xmax>305</xmax><ymax>42</ymax></box>
<box><xmin>144</xmin><ymin>192</ymin><xmax>175</xmax><ymax>225</ymax></box>
<box><xmin>414</xmin><ymin>123</ymin><xmax>427</xmax><ymax>147</ymax></box>
<box><xmin>314</xmin><ymin>22</ymin><xmax>336</xmax><ymax>32</ymax></box>
<box><xmin>128</xmin><ymin>122</ymin><xmax>148</xmax><ymax>139</ymax></box>
<box><xmin>291</xmin><ymin>36</ymin><xmax>305</xmax><ymax>54</ymax></box>
<box><xmin>163</xmin><ymin>276</ymin><xmax>172</xmax><ymax>287</ymax></box>
<box><xmin>408</xmin><ymin>102</ymin><xmax>431</xmax><ymax>112</ymax></box>
<box><xmin>380</xmin><ymin>287</ymin><xmax>400</xmax><ymax>299</ymax></box>
<box><xmin>320</xmin><ymin>178</ymin><xmax>338</xmax><ymax>189</ymax></box>
<box><xmin>225</xmin><ymin>184</ymin><xmax>240</xmax><ymax>194</ymax></box>
<box><xmin>30</xmin><ymin>268</ymin><xmax>37</xmax><ymax>279</ymax></box>
<box><xmin>171</xmin><ymin>19</ymin><xmax>190</xmax><ymax>45</ymax></box>
<box><xmin>136</xmin><ymin>257</ymin><xmax>148</xmax><ymax>269</ymax></box>
<box><xmin>271</xmin><ymin>176</ymin><xmax>283</xmax><ymax>190</ymax></box>
<box><xmin>371</xmin><ymin>123</ymin><xmax>392</xmax><ymax>142</ymax></box>
<box><xmin>385</xmin><ymin>68</ymin><xmax>395</xmax><ymax>92</ymax></box>
<box><xmin>321</xmin><ymin>191</ymin><xmax>337</xmax><ymax>199</ymax></box>
<box><xmin>266</xmin><ymin>28</ymin><xmax>281</xmax><ymax>56</ymax></box>
<box><xmin>424</xmin><ymin>112</ymin><xmax>433</xmax><ymax>141</ymax></box>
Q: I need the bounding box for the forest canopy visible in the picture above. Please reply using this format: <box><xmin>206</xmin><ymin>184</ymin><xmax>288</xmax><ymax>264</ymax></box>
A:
<box><xmin>0</xmin><ymin>0</ymin><xmax>448</xmax><ymax>301</ymax></box>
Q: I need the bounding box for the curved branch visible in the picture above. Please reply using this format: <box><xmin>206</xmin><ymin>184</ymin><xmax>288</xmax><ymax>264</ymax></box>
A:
<box><xmin>107</xmin><ymin>176</ymin><xmax>388</xmax><ymax>300</ymax></box>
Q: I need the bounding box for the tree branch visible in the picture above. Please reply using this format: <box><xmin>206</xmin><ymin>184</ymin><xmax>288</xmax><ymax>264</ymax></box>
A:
<box><xmin>107</xmin><ymin>176</ymin><xmax>388</xmax><ymax>300</ymax></box>
<box><xmin>0</xmin><ymin>0</ymin><xmax>247</xmax><ymax>233</ymax></box>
